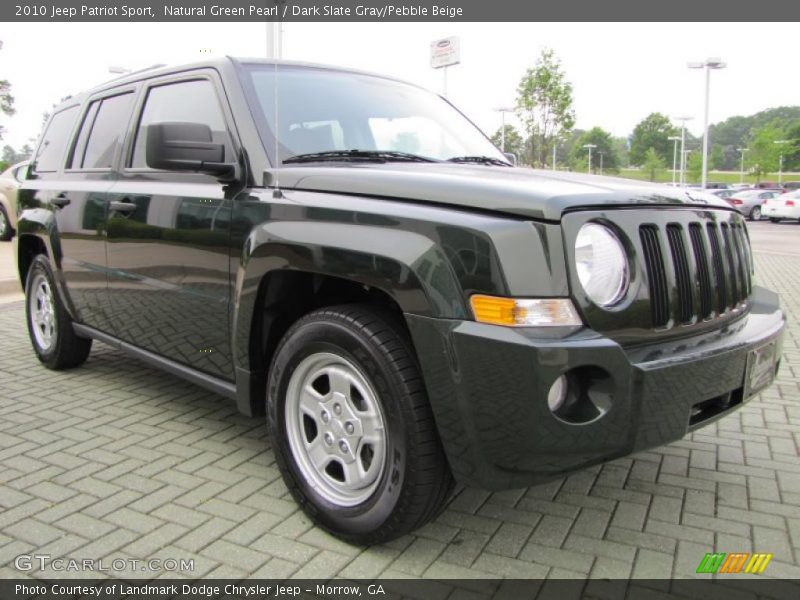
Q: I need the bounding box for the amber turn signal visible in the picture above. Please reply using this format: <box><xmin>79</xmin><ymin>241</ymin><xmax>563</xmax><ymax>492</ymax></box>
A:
<box><xmin>470</xmin><ymin>295</ymin><xmax>583</xmax><ymax>327</ymax></box>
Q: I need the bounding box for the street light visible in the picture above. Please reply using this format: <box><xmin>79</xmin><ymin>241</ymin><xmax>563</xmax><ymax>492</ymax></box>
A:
<box><xmin>583</xmin><ymin>144</ymin><xmax>597</xmax><ymax>173</ymax></box>
<box><xmin>774</xmin><ymin>140</ymin><xmax>791</xmax><ymax>185</ymax></box>
<box><xmin>668</xmin><ymin>136</ymin><xmax>681</xmax><ymax>185</ymax></box>
<box><xmin>494</xmin><ymin>107</ymin><xmax>514</xmax><ymax>153</ymax></box>
<box><xmin>737</xmin><ymin>147</ymin><xmax>749</xmax><ymax>184</ymax></box>
<box><xmin>674</xmin><ymin>116</ymin><xmax>693</xmax><ymax>186</ymax></box>
<box><xmin>688</xmin><ymin>57</ymin><xmax>727</xmax><ymax>189</ymax></box>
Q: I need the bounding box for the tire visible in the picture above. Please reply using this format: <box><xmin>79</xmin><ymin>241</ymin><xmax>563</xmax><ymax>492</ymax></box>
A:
<box><xmin>267</xmin><ymin>304</ymin><xmax>454</xmax><ymax>545</ymax></box>
<box><xmin>25</xmin><ymin>255</ymin><xmax>92</xmax><ymax>369</ymax></box>
<box><xmin>0</xmin><ymin>204</ymin><xmax>12</xmax><ymax>241</ymax></box>
<box><xmin>769</xmin><ymin>218</ymin><xmax>781</xmax><ymax>223</ymax></box>
<box><xmin>749</xmin><ymin>205</ymin><xmax>762</xmax><ymax>221</ymax></box>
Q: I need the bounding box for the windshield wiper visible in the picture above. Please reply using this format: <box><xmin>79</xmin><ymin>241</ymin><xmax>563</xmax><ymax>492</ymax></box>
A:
<box><xmin>447</xmin><ymin>155</ymin><xmax>512</xmax><ymax>167</ymax></box>
<box><xmin>282</xmin><ymin>150</ymin><xmax>439</xmax><ymax>164</ymax></box>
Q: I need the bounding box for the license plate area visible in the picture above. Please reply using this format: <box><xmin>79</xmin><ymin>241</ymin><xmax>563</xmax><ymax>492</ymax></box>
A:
<box><xmin>745</xmin><ymin>340</ymin><xmax>778</xmax><ymax>398</ymax></box>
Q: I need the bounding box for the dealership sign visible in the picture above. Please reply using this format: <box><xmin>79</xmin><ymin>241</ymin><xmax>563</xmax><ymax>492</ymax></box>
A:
<box><xmin>430</xmin><ymin>36</ymin><xmax>460</xmax><ymax>68</ymax></box>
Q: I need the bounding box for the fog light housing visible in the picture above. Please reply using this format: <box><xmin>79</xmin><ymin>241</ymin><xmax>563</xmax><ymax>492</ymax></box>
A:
<box><xmin>547</xmin><ymin>375</ymin><xmax>568</xmax><ymax>412</ymax></box>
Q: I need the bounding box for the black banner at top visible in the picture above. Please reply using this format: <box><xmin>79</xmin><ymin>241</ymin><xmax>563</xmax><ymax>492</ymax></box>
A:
<box><xmin>3</xmin><ymin>0</ymin><xmax>800</xmax><ymax>22</ymax></box>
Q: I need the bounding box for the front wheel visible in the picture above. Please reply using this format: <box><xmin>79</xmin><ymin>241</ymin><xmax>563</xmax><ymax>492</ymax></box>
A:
<box><xmin>769</xmin><ymin>218</ymin><xmax>781</xmax><ymax>223</ymax></box>
<box><xmin>267</xmin><ymin>305</ymin><xmax>454</xmax><ymax>544</ymax></box>
<box><xmin>25</xmin><ymin>255</ymin><xmax>92</xmax><ymax>369</ymax></box>
<box><xmin>750</xmin><ymin>205</ymin><xmax>762</xmax><ymax>221</ymax></box>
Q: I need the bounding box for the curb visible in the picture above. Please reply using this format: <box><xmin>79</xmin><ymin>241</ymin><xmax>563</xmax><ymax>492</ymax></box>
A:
<box><xmin>0</xmin><ymin>278</ymin><xmax>21</xmax><ymax>296</ymax></box>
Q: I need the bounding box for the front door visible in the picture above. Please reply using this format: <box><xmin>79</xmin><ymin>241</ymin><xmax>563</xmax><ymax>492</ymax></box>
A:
<box><xmin>106</xmin><ymin>75</ymin><xmax>236</xmax><ymax>380</ymax></box>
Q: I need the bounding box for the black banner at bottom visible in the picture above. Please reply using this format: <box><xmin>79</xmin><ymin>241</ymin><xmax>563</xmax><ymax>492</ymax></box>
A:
<box><xmin>1</xmin><ymin>578</ymin><xmax>799</xmax><ymax>600</ymax></box>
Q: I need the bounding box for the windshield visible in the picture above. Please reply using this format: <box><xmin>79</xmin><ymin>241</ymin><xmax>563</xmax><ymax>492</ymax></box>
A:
<box><xmin>243</xmin><ymin>64</ymin><xmax>506</xmax><ymax>165</ymax></box>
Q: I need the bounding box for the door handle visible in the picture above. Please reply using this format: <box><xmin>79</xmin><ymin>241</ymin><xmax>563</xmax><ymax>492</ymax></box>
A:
<box><xmin>52</xmin><ymin>194</ymin><xmax>70</xmax><ymax>208</ymax></box>
<box><xmin>109</xmin><ymin>200</ymin><xmax>137</xmax><ymax>214</ymax></box>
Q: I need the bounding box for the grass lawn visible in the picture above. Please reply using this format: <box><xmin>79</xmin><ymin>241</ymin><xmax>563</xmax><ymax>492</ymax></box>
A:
<box><xmin>618</xmin><ymin>168</ymin><xmax>800</xmax><ymax>185</ymax></box>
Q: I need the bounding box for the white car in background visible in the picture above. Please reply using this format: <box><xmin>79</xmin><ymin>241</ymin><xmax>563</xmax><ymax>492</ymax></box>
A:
<box><xmin>763</xmin><ymin>190</ymin><xmax>800</xmax><ymax>222</ymax></box>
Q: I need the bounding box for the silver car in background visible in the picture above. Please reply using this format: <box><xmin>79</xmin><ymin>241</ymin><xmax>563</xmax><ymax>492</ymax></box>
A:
<box><xmin>726</xmin><ymin>189</ymin><xmax>782</xmax><ymax>221</ymax></box>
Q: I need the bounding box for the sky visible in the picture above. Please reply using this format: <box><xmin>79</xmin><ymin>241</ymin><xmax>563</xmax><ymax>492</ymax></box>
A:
<box><xmin>0</xmin><ymin>22</ymin><xmax>797</xmax><ymax>150</ymax></box>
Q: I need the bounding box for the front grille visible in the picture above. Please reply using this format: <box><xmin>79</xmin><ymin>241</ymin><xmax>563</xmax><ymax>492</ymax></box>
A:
<box><xmin>639</xmin><ymin>219</ymin><xmax>751</xmax><ymax>328</ymax></box>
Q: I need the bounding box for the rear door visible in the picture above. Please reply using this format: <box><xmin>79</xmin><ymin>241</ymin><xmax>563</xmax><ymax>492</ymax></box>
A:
<box><xmin>31</xmin><ymin>90</ymin><xmax>136</xmax><ymax>333</ymax></box>
<box><xmin>105</xmin><ymin>72</ymin><xmax>236</xmax><ymax>379</ymax></box>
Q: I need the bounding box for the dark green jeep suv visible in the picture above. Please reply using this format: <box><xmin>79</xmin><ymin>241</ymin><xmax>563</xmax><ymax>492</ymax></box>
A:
<box><xmin>15</xmin><ymin>58</ymin><xmax>784</xmax><ymax>544</ymax></box>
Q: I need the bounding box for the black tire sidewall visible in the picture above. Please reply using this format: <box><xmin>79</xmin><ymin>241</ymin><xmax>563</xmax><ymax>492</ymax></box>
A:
<box><xmin>0</xmin><ymin>205</ymin><xmax>11</xmax><ymax>240</ymax></box>
<box><xmin>268</xmin><ymin>316</ymin><xmax>409</xmax><ymax>538</ymax></box>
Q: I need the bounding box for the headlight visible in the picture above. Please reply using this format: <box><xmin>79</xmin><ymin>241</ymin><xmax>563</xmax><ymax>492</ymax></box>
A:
<box><xmin>574</xmin><ymin>223</ymin><xmax>629</xmax><ymax>307</ymax></box>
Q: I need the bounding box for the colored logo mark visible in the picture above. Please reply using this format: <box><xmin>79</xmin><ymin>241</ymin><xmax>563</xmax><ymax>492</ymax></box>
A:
<box><xmin>696</xmin><ymin>552</ymin><xmax>773</xmax><ymax>574</ymax></box>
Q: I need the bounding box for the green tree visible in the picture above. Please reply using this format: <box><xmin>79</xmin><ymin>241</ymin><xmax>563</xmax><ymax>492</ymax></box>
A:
<box><xmin>0</xmin><ymin>41</ymin><xmax>15</xmax><ymax>141</ymax></box>
<box><xmin>710</xmin><ymin>145</ymin><xmax>725</xmax><ymax>170</ymax></box>
<box><xmin>629</xmin><ymin>113</ymin><xmax>677</xmax><ymax>166</ymax></box>
<box><xmin>746</xmin><ymin>124</ymin><xmax>785</xmax><ymax>183</ymax></box>
<box><xmin>642</xmin><ymin>147</ymin><xmax>667</xmax><ymax>182</ymax></box>
<box><xmin>570</xmin><ymin>127</ymin><xmax>620</xmax><ymax>174</ymax></box>
<box><xmin>687</xmin><ymin>151</ymin><xmax>703</xmax><ymax>183</ymax></box>
<box><xmin>490</xmin><ymin>124</ymin><xmax>524</xmax><ymax>162</ymax></box>
<box><xmin>612</xmin><ymin>136</ymin><xmax>629</xmax><ymax>168</ymax></box>
<box><xmin>515</xmin><ymin>48</ymin><xmax>575</xmax><ymax>167</ymax></box>
<box><xmin>784</xmin><ymin>120</ymin><xmax>800</xmax><ymax>171</ymax></box>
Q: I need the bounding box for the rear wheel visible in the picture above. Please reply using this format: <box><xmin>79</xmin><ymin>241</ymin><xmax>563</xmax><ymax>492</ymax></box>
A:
<box><xmin>267</xmin><ymin>305</ymin><xmax>454</xmax><ymax>544</ymax></box>
<box><xmin>0</xmin><ymin>205</ymin><xmax>12</xmax><ymax>241</ymax></box>
<box><xmin>25</xmin><ymin>255</ymin><xmax>92</xmax><ymax>369</ymax></box>
<box><xmin>750</xmin><ymin>205</ymin><xmax>762</xmax><ymax>221</ymax></box>
<box><xmin>769</xmin><ymin>218</ymin><xmax>781</xmax><ymax>223</ymax></box>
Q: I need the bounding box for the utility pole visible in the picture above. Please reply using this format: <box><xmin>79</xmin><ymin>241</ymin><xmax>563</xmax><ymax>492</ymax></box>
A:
<box><xmin>674</xmin><ymin>116</ymin><xmax>693</xmax><ymax>186</ymax></box>
<box><xmin>688</xmin><ymin>58</ymin><xmax>726</xmax><ymax>189</ymax></box>
<box><xmin>669</xmin><ymin>136</ymin><xmax>681</xmax><ymax>185</ymax></box>
<box><xmin>737</xmin><ymin>147</ymin><xmax>748</xmax><ymax>184</ymax></box>
<box><xmin>583</xmin><ymin>144</ymin><xmax>597</xmax><ymax>174</ymax></box>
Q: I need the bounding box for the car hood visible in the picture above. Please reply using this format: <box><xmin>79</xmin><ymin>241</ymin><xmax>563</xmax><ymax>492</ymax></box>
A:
<box><xmin>266</xmin><ymin>163</ymin><xmax>732</xmax><ymax>221</ymax></box>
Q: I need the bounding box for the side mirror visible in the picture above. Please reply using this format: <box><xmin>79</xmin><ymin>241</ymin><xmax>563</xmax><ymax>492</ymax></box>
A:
<box><xmin>146</xmin><ymin>122</ymin><xmax>236</xmax><ymax>179</ymax></box>
<box><xmin>503</xmin><ymin>152</ymin><xmax>517</xmax><ymax>166</ymax></box>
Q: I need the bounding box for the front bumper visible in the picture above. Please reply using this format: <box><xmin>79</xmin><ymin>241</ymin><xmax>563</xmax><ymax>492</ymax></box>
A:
<box><xmin>406</xmin><ymin>285</ymin><xmax>785</xmax><ymax>490</ymax></box>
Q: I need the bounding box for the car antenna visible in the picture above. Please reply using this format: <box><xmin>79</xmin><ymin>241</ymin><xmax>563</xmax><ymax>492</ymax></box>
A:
<box><xmin>272</xmin><ymin>24</ymin><xmax>282</xmax><ymax>199</ymax></box>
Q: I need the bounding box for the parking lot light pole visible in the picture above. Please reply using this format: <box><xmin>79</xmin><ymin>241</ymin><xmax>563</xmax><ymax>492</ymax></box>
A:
<box><xmin>774</xmin><ymin>140</ymin><xmax>791</xmax><ymax>185</ymax></box>
<box><xmin>688</xmin><ymin>58</ymin><xmax>726</xmax><ymax>189</ymax></box>
<box><xmin>674</xmin><ymin>116</ymin><xmax>693</xmax><ymax>186</ymax></box>
<box><xmin>669</xmin><ymin>136</ymin><xmax>681</xmax><ymax>185</ymax></box>
<box><xmin>583</xmin><ymin>144</ymin><xmax>597</xmax><ymax>174</ymax></box>
<box><xmin>494</xmin><ymin>107</ymin><xmax>514</xmax><ymax>153</ymax></box>
<box><xmin>737</xmin><ymin>147</ymin><xmax>749</xmax><ymax>184</ymax></box>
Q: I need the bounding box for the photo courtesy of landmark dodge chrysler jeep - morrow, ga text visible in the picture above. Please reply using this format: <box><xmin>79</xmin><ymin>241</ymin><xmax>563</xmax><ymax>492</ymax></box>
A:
<box><xmin>14</xmin><ymin>58</ymin><xmax>785</xmax><ymax>544</ymax></box>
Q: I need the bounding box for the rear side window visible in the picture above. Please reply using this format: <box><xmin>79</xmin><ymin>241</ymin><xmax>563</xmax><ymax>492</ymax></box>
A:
<box><xmin>34</xmin><ymin>106</ymin><xmax>79</xmax><ymax>172</ymax></box>
<box><xmin>130</xmin><ymin>79</ymin><xmax>229</xmax><ymax>169</ymax></box>
<box><xmin>71</xmin><ymin>92</ymin><xmax>134</xmax><ymax>169</ymax></box>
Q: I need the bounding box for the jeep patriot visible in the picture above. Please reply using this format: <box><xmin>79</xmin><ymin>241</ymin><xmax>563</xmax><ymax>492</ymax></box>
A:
<box><xmin>15</xmin><ymin>58</ymin><xmax>785</xmax><ymax>543</ymax></box>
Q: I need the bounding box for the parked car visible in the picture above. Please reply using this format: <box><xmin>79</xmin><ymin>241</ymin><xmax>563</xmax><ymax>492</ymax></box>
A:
<box><xmin>706</xmin><ymin>189</ymin><xmax>736</xmax><ymax>200</ymax></box>
<box><xmin>754</xmin><ymin>181</ymin><xmax>782</xmax><ymax>190</ymax></box>
<box><xmin>763</xmin><ymin>190</ymin><xmax>800</xmax><ymax>222</ymax></box>
<box><xmin>0</xmin><ymin>161</ymin><xmax>28</xmax><ymax>240</ymax></box>
<box><xmin>704</xmin><ymin>182</ymin><xmax>729</xmax><ymax>190</ymax></box>
<box><xmin>727</xmin><ymin>189</ymin><xmax>782</xmax><ymax>220</ymax></box>
<box><xmin>782</xmin><ymin>181</ymin><xmax>800</xmax><ymax>193</ymax></box>
<box><xmin>15</xmin><ymin>58</ymin><xmax>785</xmax><ymax>544</ymax></box>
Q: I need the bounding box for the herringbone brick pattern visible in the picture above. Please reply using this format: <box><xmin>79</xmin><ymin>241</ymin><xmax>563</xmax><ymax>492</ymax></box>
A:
<box><xmin>0</xmin><ymin>253</ymin><xmax>798</xmax><ymax>580</ymax></box>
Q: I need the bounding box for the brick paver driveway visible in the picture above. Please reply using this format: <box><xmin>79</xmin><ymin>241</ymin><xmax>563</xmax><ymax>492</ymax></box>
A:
<box><xmin>1</xmin><ymin>252</ymin><xmax>799</xmax><ymax>580</ymax></box>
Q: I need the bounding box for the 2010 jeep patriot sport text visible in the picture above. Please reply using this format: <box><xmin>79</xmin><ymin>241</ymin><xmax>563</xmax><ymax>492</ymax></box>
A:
<box><xmin>15</xmin><ymin>58</ymin><xmax>785</xmax><ymax>544</ymax></box>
